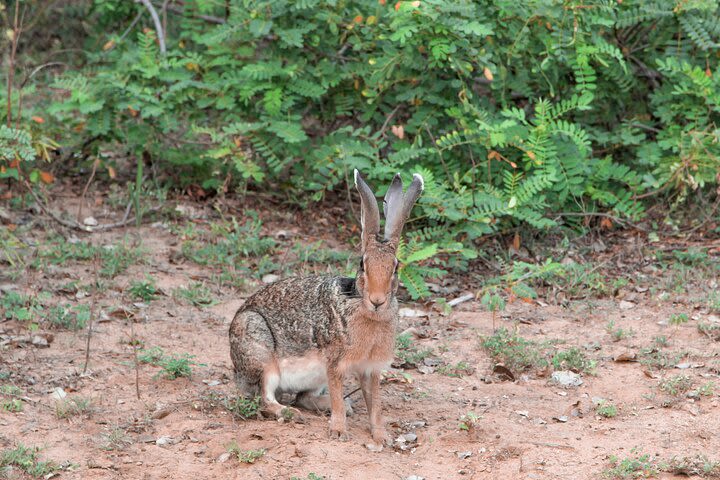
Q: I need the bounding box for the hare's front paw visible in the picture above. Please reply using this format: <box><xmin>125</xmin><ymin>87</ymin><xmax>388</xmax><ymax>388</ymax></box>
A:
<box><xmin>328</xmin><ymin>416</ymin><xmax>349</xmax><ymax>441</ymax></box>
<box><xmin>328</xmin><ymin>426</ymin><xmax>350</xmax><ymax>441</ymax></box>
<box><xmin>371</xmin><ymin>428</ymin><xmax>391</xmax><ymax>446</ymax></box>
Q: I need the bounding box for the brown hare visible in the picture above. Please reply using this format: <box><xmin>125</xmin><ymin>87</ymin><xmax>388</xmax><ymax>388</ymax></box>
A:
<box><xmin>229</xmin><ymin>170</ymin><xmax>423</xmax><ymax>448</ymax></box>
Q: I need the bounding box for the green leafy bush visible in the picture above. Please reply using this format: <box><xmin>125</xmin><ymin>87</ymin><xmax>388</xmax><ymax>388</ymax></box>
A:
<box><xmin>4</xmin><ymin>0</ymin><xmax>720</xmax><ymax>296</ymax></box>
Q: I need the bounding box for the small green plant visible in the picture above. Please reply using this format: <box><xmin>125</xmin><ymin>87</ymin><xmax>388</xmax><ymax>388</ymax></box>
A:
<box><xmin>226</xmin><ymin>441</ymin><xmax>266</xmax><ymax>464</ymax></box>
<box><xmin>551</xmin><ymin>347</ymin><xmax>596</xmax><ymax>374</ymax></box>
<box><xmin>481</xmin><ymin>328</ymin><xmax>549</xmax><ymax>373</ymax></box>
<box><xmin>596</xmin><ymin>401</ymin><xmax>618</xmax><ymax>418</ymax></box>
<box><xmin>223</xmin><ymin>395</ymin><xmax>262</xmax><ymax>420</ymax></box>
<box><xmin>669</xmin><ymin>313</ymin><xmax>689</xmax><ymax>329</ymax></box>
<box><xmin>481</xmin><ymin>290</ymin><xmax>506</xmax><ymax>331</ymax></box>
<box><xmin>659</xmin><ymin>375</ymin><xmax>694</xmax><ymax>396</ymax></box>
<box><xmin>639</xmin><ymin>348</ymin><xmax>680</xmax><ymax>370</ymax></box>
<box><xmin>47</xmin><ymin>304</ymin><xmax>90</xmax><ymax>330</ymax></box>
<box><xmin>436</xmin><ymin>361</ymin><xmax>475</xmax><ymax>378</ymax></box>
<box><xmin>459</xmin><ymin>411</ymin><xmax>481</xmax><ymax>432</ymax></box>
<box><xmin>127</xmin><ymin>276</ymin><xmax>158</xmax><ymax>302</ymax></box>
<box><xmin>100</xmin><ymin>243</ymin><xmax>145</xmax><ymax>278</ymax></box>
<box><xmin>138</xmin><ymin>347</ymin><xmax>201</xmax><ymax>379</ymax></box>
<box><xmin>698</xmin><ymin>322</ymin><xmax>720</xmax><ymax>341</ymax></box>
<box><xmin>606</xmin><ymin>320</ymin><xmax>634</xmax><ymax>342</ymax></box>
<box><xmin>100</xmin><ymin>427</ymin><xmax>132</xmax><ymax>451</ymax></box>
<box><xmin>1</xmin><ymin>399</ymin><xmax>23</xmax><ymax>412</ymax></box>
<box><xmin>653</xmin><ymin>336</ymin><xmax>669</xmax><ymax>348</ymax></box>
<box><xmin>707</xmin><ymin>292</ymin><xmax>720</xmax><ymax>312</ymax></box>
<box><xmin>0</xmin><ymin>444</ymin><xmax>58</xmax><ymax>478</ymax></box>
<box><xmin>691</xmin><ymin>381</ymin><xmax>715</xmax><ymax>398</ymax></box>
<box><xmin>664</xmin><ymin>455</ymin><xmax>720</xmax><ymax>477</ymax></box>
<box><xmin>0</xmin><ymin>291</ymin><xmax>44</xmax><ymax>322</ymax></box>
<box><xmin>55</xmin><ymin>397</ymin><xmax>93</xmax><ymax>419</ymax></box>
<box><xmin>173</xmin><ymin>282</ymin><xmax>218</xmax><ymax>308</ymax></box>
<box><xmin>291</xmin><ymin>474</ymin><xmax>326</xmax><ymax>480</ymax></box>
<box><xmin>0</xmin><ymin>384</ymin><xmax>23</xmax><ymax>412</ymax></box>
<box><xmin>604</xmin><ymin>451</ymin><xmax>658</xmax><ymax>479</ymax></box>
<box><xmin>395</xmin><ymin>333</ymin><xmax>433</xmax><ymax>367</ymax></box>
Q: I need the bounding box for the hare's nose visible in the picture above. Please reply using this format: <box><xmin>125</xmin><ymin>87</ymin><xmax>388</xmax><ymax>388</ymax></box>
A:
<box><xmin>370</xmin><ymin>296</ymin><xmax>386</xmax><ymax>309</ymax></box>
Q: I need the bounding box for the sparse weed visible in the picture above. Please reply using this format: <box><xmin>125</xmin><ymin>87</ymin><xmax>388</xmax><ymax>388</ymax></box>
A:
<box><xmin>596</xmin><ymin>401</ymin><xmax>618</xmax><ymax>418</ymax></box>
<box><xmin>638</xmin><ymin>348</ymin><xmax>681</xmax><ymax>370</ymax></box>
<box><xmin>127</xmin><ymin>276</ymin><xmax>158</xmax><ymax>302</ymax></box>
<box><xmin>100</xmin><ymin>427</ymin><xmax>132</xmax><ymax>451</ymax></box>
<box><xmin>653</xmin><ymin>335</ymin><xmax>669</xmax><ymax>348</ymax></box>
<box><xmin>459</xmin><ymin>411</ymin><xmax>481</xmax><ymax>432</ymax></box>
<box><xmin>606</xmin><ymin>320</ymin><xmax>634</xmax><ymax>342</ymax></box>
<box><xmin>173</xmin><ymin>282</ymin><xmax>218</xmax><ymax>307</ymax></box>
<box><xmin>55</xmin><ymin>397</ymin><xmax>93</xmax><ymax>419</ymax></box>
<box><xmin>690</xmin><ymin>381</ymin><xmax>715</xmax><ymax>399</ymax></box>
<box><xmin>659</xmin><ymin>374</ymin><xmax>694</xmax><ymax>396</ymax></box>
<box><xmin>698</xmin><ymin>322</ymin><xmax>720</xmax><ymax>341</ymax></box>
<box><xmin>481</xmin><ymin>328</ymin><xmax>549</xmax><ymax>373</ymax></box>
<box><xmin>139</xmin><ymin>347</ymin><xmax>200</xmax><ymax>379</ymax></box>
<box><xmin>604</xmin><ymin>451</ymin><xmax>658</xmax><ymax>478</ymax></box>
<box><xmin>1</xmin><ymin>398</ymin><xmax>23</xmax><ymax>412</ymax></box>
<box><xmin>669</xmin><ymin>313</ymin><xmax>689</xmax><ymax>328</ymax></box>
<box><xmin>552</xmin><ymin>347</ymin><xmax>596</xmax><ymax>374</ymax></box>
<box><xmin>395</xmin><ymin>333</ymin><xmax>433</xmax><ymax>367</ymax></box>
<box><xmin>47</xmin><ymin>304</ymin><xmax>89</xmax><ymax>330</ymax></box>
<box><xmin>0</xmin><ymin>291</ymin><xmax>45</xmax><ymax>323</ymax></box>
<box><xmin>663</xmin><ymin>455</ymin><xmax>720</xmax><ymax>477</ymax></box>
<box><xmin>0</xmin><ymin>444</ymin><xmax>58</xmax><ymax>478</ymax></box>
<box><xmin>226</xmin><ymin>441</ymin><xmax>266</xmax><ymax>464</ymax></box>
<box><xmin>436</xmin><ymin>361</ymin><xmax>475</xmax><ymax>377</ymax></box>
<box><xmin>99</xmin><ymin>243</ymin><xmax>144</xmax><ymax>278</ymax></box>
<box><xmin>291</xmin><ymin>474</ymin><xmax>326</xmax><ymax>480</ymax></box>
<box><xmin>223</xmin><ymin>395</ymin><xmax>262</xmax><ymax>420</ymax></box>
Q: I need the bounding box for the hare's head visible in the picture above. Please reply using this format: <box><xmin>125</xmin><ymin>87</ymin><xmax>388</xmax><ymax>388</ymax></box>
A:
<box><xmin>353</xmin><ymin>170</ymin><xmax>423</xmax><ymax>312</ymax></box>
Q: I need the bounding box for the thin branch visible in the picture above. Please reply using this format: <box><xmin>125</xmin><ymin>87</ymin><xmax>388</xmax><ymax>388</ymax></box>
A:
<box><xmin>554</xmin><ymin>211</ymin><xmax>650</xmax><ymax>232</ymax></box>
<box><xmin>136</xmin><ymin>0</ymin><xmax>166</xmax><ymax>54</ymax></box>
<box><xmin>83</xmin><ymin>253</ymin><xmax>100</xmax><ymax>374</ymax></box>
<box><xmin>164</xmin><ymin>3</ymin><xmax>226</xmax><ymax>24</ymax></box>
<box><xmin>24</xmin><ymin>179</ymin><xmax>162</xmax><ymax>232</ymax></box>
<box><xmin>378</xmin><ymin>105</ymin><xmax>401</xmax><ymax>138</ymax></box>
<box><xmin>19</xmin><ymin>62</ymin><xmax>66</xmax><ymax>90</ymax></box>
<box><xmin>77</xmin><ymin>157</ymin><xmax>100</xmax><ymax>223</ymax></box>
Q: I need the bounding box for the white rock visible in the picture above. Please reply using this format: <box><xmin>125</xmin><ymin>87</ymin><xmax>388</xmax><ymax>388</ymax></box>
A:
<box><xmin>50</xmin><ymin>387</ymin><xmax>67</xmax><ymax>401</ymax></box>
<box><xmin>262</xmin><ymin>274</ymin><xmax>280</xmax><ymax>284</ymax></box>
<box><xmin>83</xmin><ymin>216</ymin><xmax>98</xmax><ymax>227</ymax></box>
<box><xmin>551</xmin><ymin>370</ymin><xmax>583</xmax><ymax>387</ymax></box>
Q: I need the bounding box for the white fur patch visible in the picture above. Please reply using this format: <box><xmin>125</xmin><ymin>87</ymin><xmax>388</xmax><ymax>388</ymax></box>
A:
<box><xmin>413</xmin><ymin>173</ymin><xmax>424</xmax><ymax>190</ymax></box>
<box><xmin>354</xmin><ymin>169</ymin><xmax>360</xmax><ymax>186</ymax></box>
<box><xmin>278</xmin><ymin>355</ymin><xmax>328</xmax><ymax>393</ymax></box>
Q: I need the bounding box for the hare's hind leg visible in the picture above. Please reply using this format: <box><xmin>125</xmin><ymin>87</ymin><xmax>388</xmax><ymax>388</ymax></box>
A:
<box><xmin>229</xmin><ymin>310</ymin><xmax>295</xmax><ymax>418</ymax></box>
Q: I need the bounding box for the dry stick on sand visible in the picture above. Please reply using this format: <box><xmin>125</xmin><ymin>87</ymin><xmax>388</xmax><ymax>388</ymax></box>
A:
<box><xmin>77</xmin><ymin>157</ymin><xmax>100</xmax><ymax>223</ymax></box>
<box><xmin>83</xmin><ymin>252</ymin><xmax>101</xmax><ymax>374</ymax></box>
<box><xmin>131</xmin><ymin>319</ymin><xmax>141</xmax><ymax>399</ymax></box>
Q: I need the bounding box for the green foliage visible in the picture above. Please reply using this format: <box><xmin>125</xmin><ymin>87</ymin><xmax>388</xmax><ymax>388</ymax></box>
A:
<box><xmin>0</xmin><ymin>444</ymin><xmax>58</xmax><ymax>478</ymax></box>
<box><xmin>173</xmin><ymin>282</ymin><xmax>218</xmax><ymax>308</ymax></box>
<box><xmin>480</xmin><ymin>328</ymin><xmax>549</xmax><ymax>373</ymax></box>
<box><xmin>223</xmin><ymin>395</ymin><xmax>262</xmax><ymax>420</ymax></box>
<box><xmin>138</xmin><ymin>347</ymin><xmax>201</xmax><ymax>379</ymax></box>
<box><xmin>47</xmin><ymin>304</ymin><xmax>90</xmax><ymax>330</ymax></box>
<box><xmin>669</xmin><ymin>313</ymin><xmax>689</xmax><ymax>327</ymax></box>
<box><xmin>551</xmin><ymin>347</ymin><xmax>596</xmax><ymax>374</ymax></box>
<box><xmin>55</xmin><ymin>397</ymin><xmax>93</xmax><ymax>419</ymax></box>
<box><xmin>604</xmin><ymin>450</ymin><xmax>659</xmax><ymax>479</ymax></box>
<box><xmin>596</xmin><ymin>401</ymin><xmax>618</xmax><ymax>418</ymax></box>
<box><xmin>395</xmin><ymin>332</ymin><xmax>433</xmax><ymax>367</ymax></box>
<box><xmin>127</xmin><ymin>276</ymin><xmax>158</xmax><ymax>302</ymax></box>
<box><xmin>659</xmin><ymin>374</ymin><xmax>694</xmax><ymax>396</ymax></box>
<box><xmin>5</xmin><ymin>0</ymin><xmax>720</xmax><ymax>291</ymax></box>
<box><xmin>226</xmin><ymin>442</ymin><xmax>266</xmax><ymax>464</ymax></box>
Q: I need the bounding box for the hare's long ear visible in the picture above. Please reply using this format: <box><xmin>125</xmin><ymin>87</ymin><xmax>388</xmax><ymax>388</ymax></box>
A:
<box><xmin>354</xmin><ymin>169</ymin><xmax>380</xmax><ymax>251</ymax></box>
<box><xmin>384</xmin><ymin>173</ymin><xmax>424</xmax><ymax>245</ymax></box>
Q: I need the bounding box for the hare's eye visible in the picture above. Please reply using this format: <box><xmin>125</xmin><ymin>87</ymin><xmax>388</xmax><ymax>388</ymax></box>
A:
<box><xmin>359</xmin><ymin>257</ymin><xmax>365</xmax><ymax>272</ymax></box>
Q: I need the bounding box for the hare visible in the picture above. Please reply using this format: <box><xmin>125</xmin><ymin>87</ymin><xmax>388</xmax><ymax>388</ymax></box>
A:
<box><xmin>229</xmin><ymin>170</ymin><xmax>423</xmax><ymax>447</ymax></box>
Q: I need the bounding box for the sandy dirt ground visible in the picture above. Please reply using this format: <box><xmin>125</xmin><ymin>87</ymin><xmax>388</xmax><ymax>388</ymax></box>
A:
<box><xmin>1</xmin><ymin>200</ymin><xmax>719</xmax><ymax>480</ymax></box>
